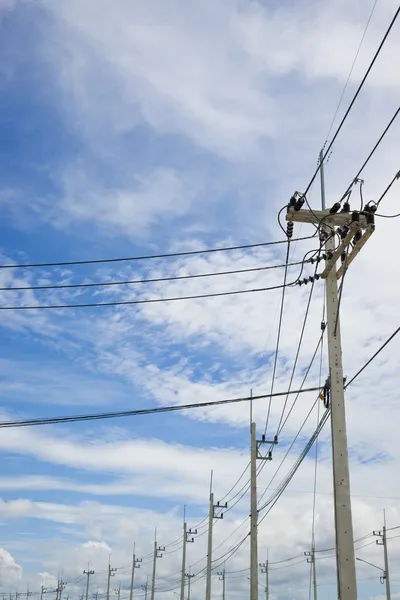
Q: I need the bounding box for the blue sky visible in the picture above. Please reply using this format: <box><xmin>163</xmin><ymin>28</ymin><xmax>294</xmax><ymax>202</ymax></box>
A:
<box><xmin>1</xmin><ymin>0</ymin><xmax>400</xmax><ymax>599</ymax></box>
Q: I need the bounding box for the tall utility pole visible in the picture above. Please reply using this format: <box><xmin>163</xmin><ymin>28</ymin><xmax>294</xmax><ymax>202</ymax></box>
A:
<box><xmin>251</xmin><ymin>420</ymin><xmax>275</xmax><ymax>600</ymax></box>
<box><xmin>286</xmin><ymin>153</ymin><xmax>375</xmax><ymax>600</ymax></box>
<box><xmin>106</xmin><ymin>561</ymin><xmax>117</xmax><ymax>600</ymax></box>
<box><xmin>260</xmin><ymin>559</ymin><xmax>269</xmax><ymax>600</ymax></box>
<box><xmin>180</xmin><ymin>508</ymin><xmax>196</xmax><ymax>600</ymax></box>
<box><xmin>205</xmin><ymin>472</ymin><xmax>227</xmax><ymax>600</ymax></box>
<box><xmin>373</xmin><ymin>511</ymin><xmax>391</xmax><ymax>600</ymax></box>
<box><xmin>217</xmin><ymin>567</ymin><xmax>226</xmax><ymax>600</ymax></box>
<box><xmin>185</xmin><ymin>570</ymin><xmax>195</xmax><ymax>600</ymax></box>
<box><xmin>83</xmin><ymin>566</ymin><xmax>95</xmax><ymax>600</ymax></box>
<box><xmin>150</xmin><ymin>534</ymin><xmax>165</xmax><ymax>600</ymax></box>
<box><xmin>129</xmin><ymin>544</ymin><xmax>142</xmax><ymax>600</ymax></box>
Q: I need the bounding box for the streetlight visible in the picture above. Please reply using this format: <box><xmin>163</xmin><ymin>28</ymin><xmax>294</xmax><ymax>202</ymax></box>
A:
<box><xmin>247</xmin><ymin>577</ymin><xmax>267</xmax><ymax>592</ymax></box>
<box><xmin>356</xmin><ymin>557</ymin><xmax>386</xmax><ymax>584</ymax></box>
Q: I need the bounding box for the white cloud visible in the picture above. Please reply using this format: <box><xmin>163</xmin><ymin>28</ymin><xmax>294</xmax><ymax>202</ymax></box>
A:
<box><xmin>0</xmin><ymin>547</ymin><xmax>23</xmax><ymax>586</ymax></box>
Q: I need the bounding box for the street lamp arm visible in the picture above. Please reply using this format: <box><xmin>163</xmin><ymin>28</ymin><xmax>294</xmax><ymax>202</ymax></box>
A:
<box><xmin>356</xmin><ymin>557</ymin><xmax>384</xmax><ymax>573</ymax></box>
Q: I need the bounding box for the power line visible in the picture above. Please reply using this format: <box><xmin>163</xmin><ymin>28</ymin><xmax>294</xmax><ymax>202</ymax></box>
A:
<box><xmin>0</xmin><ymin>260</ymin><xmax>309</xmax><ymax>292</ymax></box>
<box><xmin>275</xmin><ymin>256</ymin><xmax>321</xmax><ymax>435</ymax></box>
<box><xmin>0</xmin><ymin>281</ymin><xmax>299</xmax><ymax>311</ymax></box>
<box><xmin>303</xmin><ymin>5</ymin><xmax>400</xmax><ymax>197</ymax></box>
<box><xmin>323</xmin><ymin>0</ymin><xmax>379</xmax><ymax>146</ymax></box>
<box><xmin>0</xmin><ymin>237</ymin><xmax>314</xmax><ymax>270</ymax></box>
<box><xmin>264</xmin><ymin>241</ymin><xmax>291</xmax><ymax>434</ymax></box>
<box><xmin>0</xmin><ymin>386</ymin><xmax>320</xmax><ymax>429</ymax></box>
<box><xmin>345</xmin><ymin>325</ymin><xmax>400</xmax><ymax>388</ymax></box>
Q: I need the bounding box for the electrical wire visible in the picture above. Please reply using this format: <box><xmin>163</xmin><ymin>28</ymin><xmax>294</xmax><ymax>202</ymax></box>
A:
<box><xmin>275</xmin><ymin>253</ymin><xmax>322</xmax><ymax>435</ymax></box>
<box><xmin>303</xmin><ymin>5</ymin><xmax>400</xmax><ymax>197</ymax></box>
<box><xmin>0</xmin><ymin>280</ymin><xmax>303</xmax><ymax>311</ymax></box>
<box><xmin>340</xmin><ymin>107</ymin><xmax>400</xmax><ymax>202</ymax></box>
<box><xmin>258</xmin><ymin>401</ymin><xmax>329</xmax><ymax>514</ymax></box>
<box><xmin>308</xmin><ymin>300</ymin><xmax>325</xmax><ymax>600</ymax></box>
<box><xmin>345</xmin><ymin>325</ymin><xmax>400</xmax><ymax>388</ymax></box>
<box><xmin>264</xmin><ymin>241</ymin><xmax>291</xmax><ymax>434</ymax></box>
<box><xmin>0</xmin><ymin>386</ymin><xmax>320</xmax><ymax>429</ymax></box>
<box><xmin>0</xmin><ymin>260</ymin><xmax>310</xmax><ymax>292</ymax></box>
<box><xmin>0</xmin><ymin>237</ymin><xmax>315</xmax><ymax>270</ymax></box>
<box><xmin>323</xmin><ymin>0</ymin><xmax>379</xmax><ymax>146</ymax></box>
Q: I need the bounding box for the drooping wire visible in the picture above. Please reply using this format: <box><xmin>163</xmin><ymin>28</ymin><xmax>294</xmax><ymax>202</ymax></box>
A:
<box><xmin>0</xmin><ymin>386</ymin><xmax>320</xmax><ymax>429</ymax></box>
<box><xmin>264</xmin><ymin>241</ymin><xmax>291</xmax><ymax>435</ymax></box>
<box><xmin>258</xmin><ymin>391</ymin><xmax>325</xmax><ymax>510</ymax></box>
<box><xmin>308</xmin><ymin>299</ymin><xmax>325</xmax><ymax>600</ymax></box>
<box><xmin>0</xmin><ymin>279</ymin><xmax>302</xmax><ymax>311</ymax></box>
<box><xmin>275</xmin><ymin>249</ymin><xmax>322</xmax><ymax>436</ymax></box>
<box><xmin>0</xmin><ymin>237</ymin><xmax>314</xmax><ymax>270</ymax></box>
<box><xmin>0</xmin><ymin>260</ymin><xmax>309</xmax><ymax>292</ymax></box>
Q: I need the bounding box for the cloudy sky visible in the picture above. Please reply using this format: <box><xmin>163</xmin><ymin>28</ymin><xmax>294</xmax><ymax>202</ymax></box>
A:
<box><xmin>0</xmin><ymin>0</ymin><xmax>400</xmax><ymax>599</ymax></box>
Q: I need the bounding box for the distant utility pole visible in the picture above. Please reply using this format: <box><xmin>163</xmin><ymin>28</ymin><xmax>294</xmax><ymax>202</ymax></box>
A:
<box><xmin>129</xmin><ymin>544</ymin><xmax>142</xmax><ymax>600</ymax></box>
<box><xmin>40</xmin><ymin>586</ymin><xmax>47</xmax><ymax>600</ymax></box>
<box><xmin>150</xmin><ymin>533</ymin><xmax>165</xmax><ymax>600</ymax></box>
<box><xmin>114</xmin><ymin>584</ymin><xmax>121</xmax><ymax>600</ymax></box>
<box><xmin>217</xmin><ymin>567</ymin><xmax>226</xmax><ymax>600</ymax></box>
<box><xmin>141</xmin><ymin>579</ymin><xmax>148</xmax><ymax>600</ymax></box>
<box><xmin>56</xmin><ymin>581</ymin><xmax>66</xmax><ymax>600</ymax></box>
<box><xmin>106</xmin><ymin>560</ymin><xmax>117</xmax><ymax>600</ymax></box>
<box><xmin>180</xmin><ymin>508</ymin><xmax>196</xmax><ymax>600</ymax></box>
<box><xmin>205</xmin><ymin>471</ymin><xmax>227</xmax><ymax>600</ymax></box>
<box><xmin>185</xmin><ymin>570</ymin><xmax>195</xmax><ymax>600</ymax></box>
<box><xmin>374</xmin><ymin>511</ymin><xmax>391</xmax><ymax>600</ymax></box>
<box><xmin>286</xmin><ymin>150</ymin><xmax>375</xmax><ymax>600</ymax></box>
<box><xmin>25</xmin><ymin>589</ymin><xmax>32</xmax><ymax>600</ymax></box>
<box><xmin>305</xmin><ymin>549</ymin><xmax>317</xmax><ymax>600</ymax></box>
<box><xmin>260</xmin><ymin>558</ymin><xmax>269</xmax><ymax>600</ymax></box>
<box><xmin>83</xmin><ymin>566</ymin><xmax>95</xmax><ymax>600</ymax></box>
<box><xmin>251</xmin><ymin>415</ymin><xmax>275</xmax><ymax>600</ymax></box>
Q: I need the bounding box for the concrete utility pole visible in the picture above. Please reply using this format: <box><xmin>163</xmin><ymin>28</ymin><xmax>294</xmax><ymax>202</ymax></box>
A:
<box><xmin>251</xmin><ymin>419</ymin><xmax>275</xmax><ymax>600</ymax></box>
<box><xmin>185</xmin><ymin>570</ymin><xmax>195</xmax><ymax>600</ymax></box>
<box><xmin>373</xmin><ymin>511</ymin><xmax>391</xmax><ymax>600</ymax></box>
<box><xmin>129</xmin><ymin>544</ymin><xmax>142</xmax><ymax>600</ymax></box>
<box><xmin>180</xmin><ymin>509</ymin><xmax>196</xmax><ymax>600</ymax></box>
<box><xmin>286</xmin><ymin>152</ymin><xmax>375</xmax><ymax>600</ymax></box>
<box><xmin>83</xmin><ymin>566</ymin><xmax>95</xmax><ymax>600</ymax></box>
<box><xmin>205</xmin><ymin>472</ymin><xmax>227</xmax><ymax>600</ymax></box>
<box><xmin>114</xmin><ymin>584</ymin><xmax>121</xmax><ymax>600</ymax></box>
<box><xmin>25</xmin><ymin>589</ymin><xmax>32</xmax><ymax>600</ymax></box>
<box><xmin>106</xmin><ymin>561</ymin><xmax>117</xmax><ymax>600</ymax></box>
<box><xmin>40</xmin><ymin>586</ymin><xmax>47</xmax><ymax>600</ymax></box>
<box><xmin>260</xmin><ymin>559</ymin><xmax>269</xmax><ymax>600</ymax></box>
<box><xmin>217</xmin><ymin>567</ymin><xmax>226</xmax><ymax>600</ymax></box>
<box><xmin>150</xmin><ymin>535</ymin><xmax>165</xmax><ymax>600</ymax></box>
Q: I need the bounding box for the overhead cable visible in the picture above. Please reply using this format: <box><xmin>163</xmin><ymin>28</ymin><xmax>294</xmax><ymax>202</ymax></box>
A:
<box><xmin>0</xmin><ymin>260</ymin><xmax>309</xmax><ymax>292</ymax></box>
<box><xmin>303</xmin><ymin>5</ymin><xmax>400</xmax><ymax>197</ymax></box>
<box><xmin>0</xmin><ymin>386</ymin><xmax>320</xmax><ymax>429</ymax></box>
<box><xmin>0</xmin><ymin>280</ymin><xmax>299</xmax><ymax>311</ymax></box>
<box><xmin>345</xmin><ymin>325</ymin><xmax>400</xmax><ymax>388</ymax></box>
<box><xmin>0</xmin><ymin>237</ymin><xmax>314</xmax><ymax>270</ymax></box>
